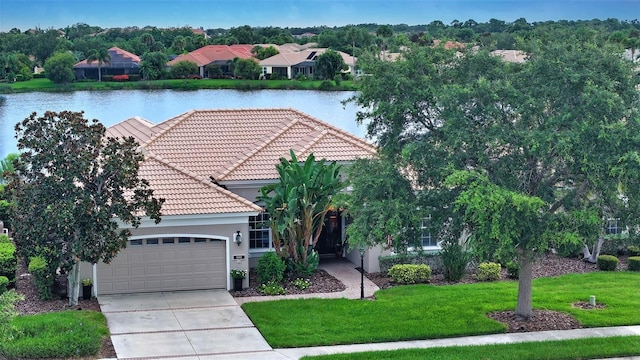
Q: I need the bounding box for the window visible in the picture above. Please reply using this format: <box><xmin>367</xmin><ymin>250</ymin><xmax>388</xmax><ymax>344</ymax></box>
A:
<box><xmin>249</xmin><ymin>212</ymin><xmax>272</xmax><ymax>249</ymax></box>
<box><xmin>420</xmin><ymin>216</ymin><xmax>438</xmax><ymax>247</ymax></box>
<box><xmin>162</xmin><ymin>238</ymin><xmax>175</xmax><ymax>244</ymax></box>
<box><xmin>606</xmin><ymin>218</ymin><xmax>623</xmax><ymax>235</ymax></box>
<box><xmin>146</xmin><ymin>238</ymin><xmax>159</xmax><ymax>245</ymax></box>
<box><xmin>194</xmin><ymin>238</ymin><xmax>207</xmax><ymax>243</ymax></box>
<box><xmin>130</xmin><ymin>239</ymin><xmax>143</xmax><ymax>246</ymax></box>
<box><xmin>178</xmin><ymin>237</ymin><xmax>191</xmax><ymax>244</ymax></box>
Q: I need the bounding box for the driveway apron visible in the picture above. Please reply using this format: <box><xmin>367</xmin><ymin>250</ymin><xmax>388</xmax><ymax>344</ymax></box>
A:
<box><xmin>98</xmin><ymin>290</ymin><xmax>275</xmax><ymax>359</ymax></box>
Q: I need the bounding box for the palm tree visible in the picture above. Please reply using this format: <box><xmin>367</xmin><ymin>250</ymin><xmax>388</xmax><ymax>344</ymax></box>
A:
<box><xmin>140</xmin><ymin>33</ymin><xmax>154</xmax><ymax>46</ymax></box>
<box><xmin>86</xmin><ymin>48</ymin><xmax>111</xmax><ymax>82</ymax></box>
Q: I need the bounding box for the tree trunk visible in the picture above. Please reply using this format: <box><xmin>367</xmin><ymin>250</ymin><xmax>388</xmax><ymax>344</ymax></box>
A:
<box><xmin>583</xmin><ymin>235</ymin><xmax>605</xmax><ymax>263</ymax></box>
<box><xmin>515</xmin><ymin>257</ymin><xmax>534</xmax><ymax>320</ymax></box>
<box><xmin>68</xmin><ymin>259</ymin><xmax>80</xmax><ymax>306</ymax></box>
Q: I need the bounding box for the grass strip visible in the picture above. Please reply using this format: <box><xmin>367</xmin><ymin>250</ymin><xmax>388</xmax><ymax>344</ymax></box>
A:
<box><xmin>0</xmin><ymin>310</ymin><xmax>109</xmax><ymax>359</ymax></box>
<box><xmin>301</xmin><ymin>336</ymin><xmax>640</xmax><ymax>360</ymax></box>
<box><xmin>0</xmin><ymin>78</ymin><xmax>357</xmax><ymax>93</ymax></box>
<box><xmin>242</xmin><ymin>271</ymin><xmax>640</xmax><ymax>347</ymax></box>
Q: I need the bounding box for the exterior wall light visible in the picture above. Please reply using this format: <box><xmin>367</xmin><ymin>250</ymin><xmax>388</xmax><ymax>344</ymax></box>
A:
<box><xmin>234</xmin><ymin>231</ymin><xmax>243</xmax><ymax>246</ymax></box>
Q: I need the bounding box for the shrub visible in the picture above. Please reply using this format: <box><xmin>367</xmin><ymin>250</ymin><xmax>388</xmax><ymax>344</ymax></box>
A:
<box><xmin>292</xmin><ymin>277</ymin><xmax>310</xmax><ymax>290</ymax></box>
<box><xmin>258</xmin><ymin>280</ymin><xmax>286</xmax><ymax>295</ymax></box>
<box><xmin>596</xmin><ymin>255</ymin><xmax>619</xmax><ymax>271</ymax></box>
<box><xmin>128</xmin><ymin>74</ymin><xmax>141</xmax><ymax>81</ymax></box>
<box><xmin>28</xmin><ymin>256</ymin><xmax>53</xmax><ymax>300</ymax></box>
<box><xmin>0</xmin><ymin>242</ymin><xmax>17</xmax><ymax>282</ymax></box>
<box><xmin>333</xmin><ymin>74</ymin><xmax>342</xmax><ymax>85</ymax></box>
<box><xmin>627</xmin><ymin>256</ymin><xmax>640</xmax><ymax>272</ymax></box>
<box><xmin>287</xmin><ymin>249</ymin><xmax>319</xmax><ymax>277</ymax></box>
<box><xmin>319</xmin><ymin>80</ymin><xmax>334</xmax><ymax>90</ymax></box>
<box><xmin>257</xmin><ymin>251</ymin><xmax>285</xmax><ymax>285</ymax></box>
<box><xmin>33</xmin><ymin>73</ymin><xmax>46</xmax><ymax>79</ymax></box>
<box><xmin>0</xmin><ymin>234</ymin><xmax>10</xmax><ymax>243</ymax></box>
<box><xmin>627</xmin><ymin>245</ymin><xmax>640</xmax><ymax>256</ymax></box>
<box><xmin>476</xmin><ymin>262</ymin><xmax>501</xmax><ymax>281</ymax></box>
<box><xmin>388</xmin><ymin>264</ymin><xmax>432</xmax><ymax>284</ymax></box>
<box><xmin>102</xmin><ymin>75</ymin><xmax>113</xmax><ymax>82</ymax></box>
<box><xmin>506</xmin><ymin>261</ymin><xmax>520</xmax><ymax>279</ymax></box>
<box><xmin>112</xmin><ymin>74</ymin><xmax>129</xmax><ymax>81</ymax></box>
<box><xmin>0</xmin><ymin>275</ymin><xmax>8</xmax><ymax>294</ymax></box>
<box><xmin>439</xmin><ymin>241</ymin><xmax>471</xmax><ymax>282</ymax></box>
<box><xmin>379</xmin><ymin>252</ymin><xmax>442</xmax><ymax>274</ymax></box>
<box><xmin>0</xmin><ymin>289</ymin><xmax>23</xmax><ymax>340</ymax></box>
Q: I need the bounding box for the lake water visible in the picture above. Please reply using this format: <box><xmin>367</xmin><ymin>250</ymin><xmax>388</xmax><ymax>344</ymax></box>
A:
<box><xmin>0</xmin><ymin>89</ymin><xmax>366</xmax><ymax>159</ymax></box>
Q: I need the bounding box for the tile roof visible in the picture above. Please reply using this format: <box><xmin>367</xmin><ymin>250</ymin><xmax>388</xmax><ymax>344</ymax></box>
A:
<box><xmin>167</xmin><ymin>45</ymin><xmax>255</xmax><ymax>67</ymax></box>
<box><xmin>73</xmin><ymin>47</ymin><xmax>141</xmax><ymax>68</ymax></box>
<box><xmin>109</xmin><ymin>108</ymin><xmax>375</xmax><ymax>216</ymax></box>
<box><xmin>138</xmin><ymin>153</ymin><xmax>262</xmax><ymax>215</ymax></box>
<box><xmin>259</xmin><ymin>49</ymin><xmax>355</xmax><ymax>67</ymax></box>
<box><xmin>491</xmin><ymin>49</ymin><xmax>528</xmax><ymax>63</ymax></box>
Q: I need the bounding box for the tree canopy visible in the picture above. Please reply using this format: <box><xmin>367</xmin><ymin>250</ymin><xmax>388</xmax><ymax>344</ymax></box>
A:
<box><xmin>9</xmin><ymin>111</ymin><xmax>164</xmax><ymax>304</ymax></box>
<box><xmin>314</xmin><ymin>49</ymin><xmax>348</xmax><ymax>80</ymax></box>
<box><xmin>349</xmin><ymin>30</ymin><xmax>640</xmax><ymax>319</ymax></box>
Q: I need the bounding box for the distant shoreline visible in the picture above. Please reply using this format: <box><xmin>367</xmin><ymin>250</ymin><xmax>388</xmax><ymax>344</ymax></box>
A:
<box><xmin>0</xmin><ymin>78</ymin><xmax>358</xmax><ymax>94</ymax></box>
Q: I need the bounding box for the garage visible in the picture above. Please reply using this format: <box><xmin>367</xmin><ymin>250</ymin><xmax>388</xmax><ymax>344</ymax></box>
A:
<box><xmin>97</xmin><ymin>236</ymin><xmax>227</xmax><ymax>295</ymax></box>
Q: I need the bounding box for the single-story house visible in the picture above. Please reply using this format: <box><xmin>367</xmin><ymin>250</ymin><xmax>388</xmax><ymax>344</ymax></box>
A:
<box><xmin>259</xmin><ymin>48</ymin><xmax>356</xmax><ymax>79</ymax></box>
<box><xmin>73</xmin><ymin>47</ymin><xmax>140</xmax><ymax>80</ymax></box>
<box><xmin>81</xmin><ymin>109</ymin><xmax>377</xmax><ymax>295</ymax></box>
<box><xmin>166</xmin><ymin>45</ymin><xmax>254</xmax><ymax>78</ymax></box>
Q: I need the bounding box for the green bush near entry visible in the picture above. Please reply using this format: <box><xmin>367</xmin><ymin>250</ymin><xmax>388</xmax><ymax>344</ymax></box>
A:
<box><xmin>628</xmin><ymin>256</ymin><xmax>640</xmax><ymax>272</ymax></box>
<box><xmin>388</xmin><ymin>264</ymin><xmax>431</xmax><ymax>284</ymax></box>
<box><xmin>257</xmin><ymin>251</ymin><xmax>285</xmax><ymax>285</ymax></box>
<box><xmin>28</xmin><ymin>256</ymin><xmax>53</xmax><ymax>300</ymax></box>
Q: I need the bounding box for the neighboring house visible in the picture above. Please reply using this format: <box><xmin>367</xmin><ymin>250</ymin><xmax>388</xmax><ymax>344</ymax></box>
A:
<box><xmin>81</xmin><ymin>109</ymin><xmax>376</xmax><ymax>295</ymax></box>
<box><xmin>73</xmin><ymin>47</ymin><xmax>140</xmax><ymax>80</ymax></box>
<box><xmin>491</xmin><ymin>49</ymin><xmax>528</xmax><ymax>63</ymax></box>
<box><xmin>260</xmin><ymin>48</ymin><xmax>356</xmax><ymax>79</ymax></box>
<box><xmin>166</xmin><ymin>45</ymin><xmax>254</xmax><ymax>78</ymax></box>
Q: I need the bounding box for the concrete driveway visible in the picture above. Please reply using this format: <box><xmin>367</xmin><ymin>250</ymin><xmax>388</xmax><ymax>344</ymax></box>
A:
<box><xmin>99</xmin><ymin>290</ymin><xmax>284</xmax><ymax>359</ymax></box>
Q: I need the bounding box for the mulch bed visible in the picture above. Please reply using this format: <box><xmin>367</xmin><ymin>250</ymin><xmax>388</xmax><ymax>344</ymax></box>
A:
<box><xmin>231</xmin><ymin>268</ymin><xmax>346</xmax><ymax>297</ymax></box>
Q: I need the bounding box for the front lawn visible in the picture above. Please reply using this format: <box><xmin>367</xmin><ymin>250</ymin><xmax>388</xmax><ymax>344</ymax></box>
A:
<box><xmin>302</xmin><ymin>336</ymin><xmax>640</xmax><ymax>360</ymax></box>
<box><xmin>242</xmin><ymin>271</ymin><xmax>640</xmax><ymax>348</ymax></box>
<box><xmin>0</xmin><ymin>310</ymin><xmax>109</xmax><ymax>359</ymax></box>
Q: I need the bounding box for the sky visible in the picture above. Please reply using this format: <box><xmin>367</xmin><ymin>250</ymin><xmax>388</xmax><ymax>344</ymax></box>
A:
<box><xmin>0</xmin><ymin>0</ymin><xmax>638</xmax><ymax>32</ymax></box>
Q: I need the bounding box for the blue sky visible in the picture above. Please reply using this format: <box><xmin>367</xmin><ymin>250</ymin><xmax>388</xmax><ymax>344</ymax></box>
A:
<box><xmin>0</xmin><ymin>0</ymin><xmax>638</xmax><ymax>32</ymax></box>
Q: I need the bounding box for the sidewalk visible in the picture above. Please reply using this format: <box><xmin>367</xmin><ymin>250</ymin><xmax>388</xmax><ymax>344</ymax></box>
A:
<box><xmin>273</xmin><ymin>326</ymin><xmax>640</xmax><ymax>359</ymax></box>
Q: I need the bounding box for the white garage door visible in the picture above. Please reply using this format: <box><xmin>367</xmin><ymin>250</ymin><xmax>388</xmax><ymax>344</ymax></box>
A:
<box><xmin>97</xmin><ymin>236</ymin><xmax>226</xmax><ymax>295</ymax></box>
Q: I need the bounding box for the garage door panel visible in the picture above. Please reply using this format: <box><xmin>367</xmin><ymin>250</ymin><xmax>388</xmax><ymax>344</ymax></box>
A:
<box><xmin>97</xmin><ymin>238</ymin><xmax>227</xmax><ymax>295</ymax></box>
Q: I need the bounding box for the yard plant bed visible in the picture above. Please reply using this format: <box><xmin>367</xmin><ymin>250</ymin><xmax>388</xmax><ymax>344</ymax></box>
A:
<box><xmin>7</xmin><ymin>257</ymin><xmax>117</xmax><ymax>359</ymax></box>
<box><xmin>232</xmin><ymin>268</ymin><xmax>346</xmax><ymax>297</ymax></box>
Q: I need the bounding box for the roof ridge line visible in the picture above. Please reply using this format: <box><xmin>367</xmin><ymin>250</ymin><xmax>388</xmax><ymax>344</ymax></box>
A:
<box><xmin>141</xmin><ymin>110</ymin><xmax>195</xmax><ymax>148</ymax></box>
<box><xmin>295</xmin><ymin>128</ymin><xmax>328</xmax><ymax>157</ymax></box>
<box><xmin>287</xmin><ymin>108</ymin><xmax>376</xmax><ymax>149</ymax></box>
<box><xmin>145</xmin><ymin>152</ymin><xmax>262</xmax><ymax>211</ymax></box>
<box><xmin>217</xmin><ymin>116</ymin><xmax>301</xmax><ymax>181</ymax></box>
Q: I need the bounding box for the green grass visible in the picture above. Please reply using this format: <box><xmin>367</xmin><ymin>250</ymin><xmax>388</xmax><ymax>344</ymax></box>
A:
<box><xmin>0</xmin><ymin>310</ymin><xmax>109</xmax><ymax>359</ymax></box>
<box><xmin>302</xmin><ymin>336</ymin><xmax>640</xmax><ymax>360</ymax></box>
<box><xmin>242</xmin><ymin>271</ymin><xmax>640</xmax><ymax>348</ymax></box>
<box><xmin>0</xmin><ymin>78</ymin><xmax>358</xmax><ymax>93</ymax></box>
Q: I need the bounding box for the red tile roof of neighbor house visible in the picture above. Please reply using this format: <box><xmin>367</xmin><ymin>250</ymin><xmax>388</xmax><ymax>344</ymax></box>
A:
<box><xmin>73</xmin><ymin>47</ymin><xmax>141</xmax><ymax>68</ymax></box>
<box><xmin>167</xmin><ymin>45</ymin><xmax>255</xmax><ymax>67</ymax></box>
<box><xmin>107</xmin><ymin>109</ymin><xmax>376</xmax><ymax>215</ymax></box>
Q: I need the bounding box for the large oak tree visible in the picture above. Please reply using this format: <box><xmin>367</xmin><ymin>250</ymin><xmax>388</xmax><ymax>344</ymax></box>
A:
<box><xmin>9</xmin><ymin>111</ymin><xmax>163</xmax><ymax>305</ymax></box>
<box><xmin>350</xmin><ymin>31</ymin><xmax>640</xmax><ymax>319</ymax></box>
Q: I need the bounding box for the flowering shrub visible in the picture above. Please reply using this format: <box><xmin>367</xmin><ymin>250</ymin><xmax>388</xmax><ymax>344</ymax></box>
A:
<box><xmin>112</xmin><ymin>74</ymin><xmax>129</xmax><ymax>82</ymax></box>
<box><xmin>230</xmin><ymin>269</ymin><xmax>247</xmax><ymax>279</ymax></box>
<box><xmin>292</xmin><ymin>278</ymin><xmax>310</xmax><ymax>290</ymax></box>
<box><xmin>258</xmin><ymin>280</ymin><xmax>286</xmax><ymax>295</ymax></box>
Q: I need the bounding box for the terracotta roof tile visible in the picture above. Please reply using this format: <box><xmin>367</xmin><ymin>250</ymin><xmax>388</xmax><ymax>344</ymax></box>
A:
<box><xmin>106</xmin><ymin>116</ymin><xmax>156</xmax><ymax>143</ymax></box>
<box><xmin>139</xmin><ymin>153</ymin><xmax>262</xmax><ymax>215</ymax></box>
<box><xmin>110</xmin><ymin>108</ymin><xmax>375</xmax><ymax>216</ymax></box>
<box><xmin>167</xmin><ymin>45</ymin><xmax>255</xmax><ymax>67</ymax></box>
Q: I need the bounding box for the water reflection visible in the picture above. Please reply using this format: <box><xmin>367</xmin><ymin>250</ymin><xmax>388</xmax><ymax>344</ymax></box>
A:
<box><xmin>0</xmin><ymin>89</ymin><xmax>365</xmax><ymax>159</ymax></box>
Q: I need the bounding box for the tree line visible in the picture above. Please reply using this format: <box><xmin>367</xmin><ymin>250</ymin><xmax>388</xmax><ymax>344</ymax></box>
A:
<box><xmin>1</xmin><ymin>18</ymin><xmax>639</xmax><ymax>82</ymax></box>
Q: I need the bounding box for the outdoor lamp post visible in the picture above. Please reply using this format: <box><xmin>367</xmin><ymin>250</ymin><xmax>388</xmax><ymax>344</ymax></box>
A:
<box><xmin>359</xmin><ymin>246</ymin><xmax>366</xmax><ymax>299</ymax></box>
